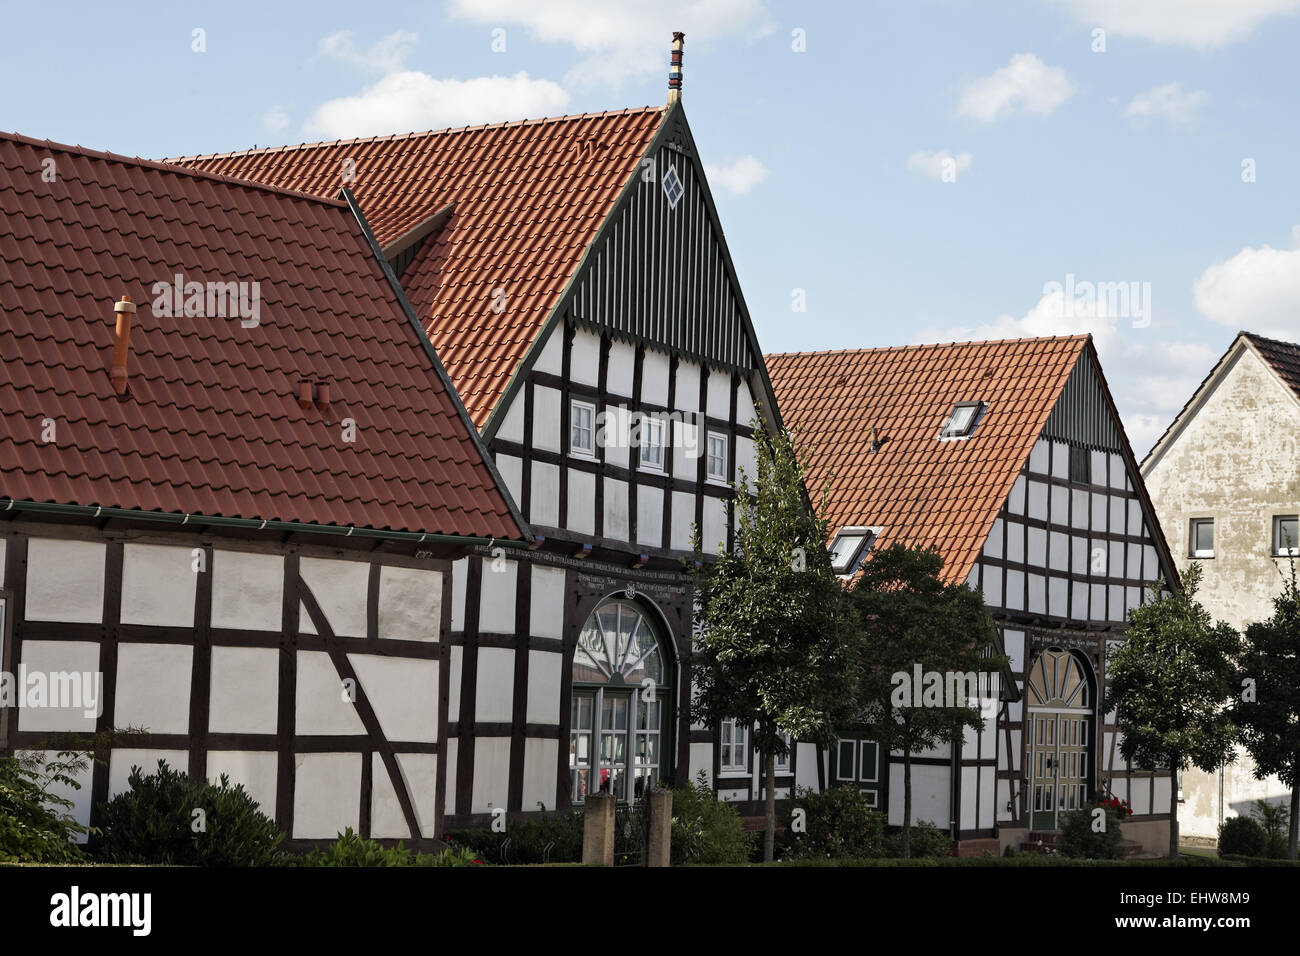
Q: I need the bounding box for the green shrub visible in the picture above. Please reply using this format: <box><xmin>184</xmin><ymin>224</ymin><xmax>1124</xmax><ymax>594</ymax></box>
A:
<box><xmin>0</xmin><ymin>751</ymin><xmax>92</xmax><ymax>863</ymax></box>
<box><xmin>783</xmin><ymin>785</ymin><xmax>883</xmax><ymax>860</ymax></box>
<box><xmin>671</xmin><ymin>771</ymin><xmax>752</xmax><ymax>865</ymax></box>
<box><xmin>1059</xmin><ymin>801</ymin><xmax>1129</xmax><ymax>860</ymax></box>
<box><xmin>96</xmin><ymin>760</ymin><xmax>285</xmax><ymax>866</ymax></box>
<box><xmin>1003</xmin><ymin>844</ymin><xmax>1017</xmax><ymax>857</ymax></box>
<box><xmin>446</xmin><ymin>805</ymin><xmax>584</xmax><ymax>864</ymax></box>
<box><xmin>883</xmin><ymin>821</ymin><xmax>953</xmax><ymax>858</ymax></box>
<box><xmin>1248</xmin><ymin>799</ymin><xmax>1289</xmax><ymax>859</ymax></box>
<box><xmin>299</xmin><ymin>828</ymin><xmax>483</xmax><ymax>866</ymax></box>
<box><xmin>1218</xmin><ymin>814</ymin><xmax>1268</xmax><ymax>858</ymax></box>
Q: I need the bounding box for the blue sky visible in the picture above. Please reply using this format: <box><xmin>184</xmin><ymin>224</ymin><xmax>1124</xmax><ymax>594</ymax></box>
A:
<box><xmin>6</xmin><ymin>0</ymin><xmax>1300</xmax><ymax>454</ymax></box>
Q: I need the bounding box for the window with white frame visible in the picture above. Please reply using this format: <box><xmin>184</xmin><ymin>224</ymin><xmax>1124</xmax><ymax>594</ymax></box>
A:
<box><xmin>706</xmin><ymin>431</ymin><xmax>728</xmax><ymax>482</ymax></box>
<box><xmin>719</xmin><ymin>719</ymin><xmax>749</xmax><ymax>774</ymax></box>
<box><xmin>570</xmin><ymin>399</ymin><xmax>596</xmax><ymax>456</ymax></box>
<box><xmin>638</xmin><ymin>414</ymin><xmax>665</xmax><ymax>470</ymax></box>
<box><xmin>1274</xmin><ymin>515</ymin><xmax>1299</xmax><ymax>557</ymax></box>
<box><xmin>829</xmin><ymin>527</ymin><xmax>876</xmax><ymax>574</ymax></box>
<box><xmin>1190</xmin><ymin>518</ymin><xmax>1214</xmax><ymax>558</ymax></box>
<box><xmin>774</xmin><ymin>731</ymin><xmax>792</xmax><ymax>773</ymax></box>
<box><xmin>939</xmin><ymin>401</ymin><xmax>985</xmax><ymax>440</ymax></box>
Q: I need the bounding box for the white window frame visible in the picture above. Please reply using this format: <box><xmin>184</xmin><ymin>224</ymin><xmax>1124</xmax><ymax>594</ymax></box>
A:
<box><xmin>706</xmin><ymin>430</ymin><xmax>729</xmax><ymax>483</ymax></box>
<box><xmin>835</xmin><ymin>739</ymin><xmax>856</xmax><ymax>782</ymax></box>
<box><xmin>939</xmin><ymin>401</ymin><xmax>986</xmax><ymax>441</ymax></box>
<box><xmin>569</xmin><ymin>398</ymin><xmax>597</xmax><ymax>458</ymax></box>
<box><xmin>1190</xmin><ymin>517</ymin><xmax>1214</xmax><ymax>558</ymax></box>
<box><xmin>638</xmin><ymin>413</ymin><xmax>665</xmax><ymax>472</ymax></box>
<box><xmin>1273</xmin><ymin>515</ymin><xmax>1299</xmax><ymax>557</ymax></box>
<box><xmin>719</xmin><ymin>718</ymin><xmax>749</xmax><ymax>776</ymax></box>
<box><xmin>829</xmin><ymin>526</ymin><xmax>879</xmax><ymax>575</ymax></box>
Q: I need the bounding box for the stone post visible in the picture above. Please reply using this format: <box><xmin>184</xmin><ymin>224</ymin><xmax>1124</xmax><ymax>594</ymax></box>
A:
<box><xmin>582</xmin><ymin>792</ymin><xmax>615</xmax><ymax>866</ymax></box>
<box><xmin>647</xmin><ymin>788</ymin><xmax>672</xmax><ymax>867</ymax></box>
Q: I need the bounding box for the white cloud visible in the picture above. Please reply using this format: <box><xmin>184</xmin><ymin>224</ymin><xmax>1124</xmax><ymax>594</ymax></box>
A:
<box><xmin>1124</xmin><ymin>83</ymin><xmax>1210</xmax><ymax>125</ymax></box>
<box><xmin>304</xmin><ymin>71</ymin><xmax>571</xmax><ymax>139</ymax></box>
<box><xmin>1193</xmin><ymin>230</ymin><xmax>1300</xmax><ymax>339</ymax></box>
<box><xmin>1064</xmin><ymin>0</ymin><xmax>1300</xmax><ymax>49</ymax></box>
<box><xmin>262</xmin><ymin>107</ymin><xmax>291</xmax><ymax>135</ymax></box>
<box><xmin>957</xmin><ymin>53</ymin><xmax>1075</xmax><ymax>122</ymax></box>
<box><xmin>447</xmin><ymin>0</ymin><xmax>773</xmax><ymax>89</ymax></box>
<box><xmin>906</xmin><ymin>150</ymin><xmax>973</xmax><ymax>181</ymax></box>
<box><xmin>704</xmin><ymin>155</ymin><xmax>768</xmax><ymax>195</ymax></box>
<box><xmin>317</xmin><ymin>29</ymin><xmax>419</xmax><ymax>74</ymax></box>
<box><xmin>917</xmin><ymin>287</ymin><xmax>1122</xmax><ymax>355</ymax></box>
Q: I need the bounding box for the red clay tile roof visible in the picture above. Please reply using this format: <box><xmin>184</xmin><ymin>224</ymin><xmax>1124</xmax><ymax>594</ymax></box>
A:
<box><xmin>1244</xmin><ymin>332</ymin><xmax>1300</xmax><ymax>401</ymax></box>
<box><xmin>0</xmin><ymin>131</ymin><xmax>524</xmax><ymax>540</ymax></box>
<box><xmin>766</xmin><ymin>336</ymin><xmax>1091</xmax><ymax>584</ymax></box>
<box><xmin>170</xmin><ymin>108</ymin><xmax>668</xmax><ymax>426</ymax></box>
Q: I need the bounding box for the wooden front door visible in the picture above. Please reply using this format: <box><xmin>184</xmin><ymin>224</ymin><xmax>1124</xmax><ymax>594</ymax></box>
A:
<box><xmin>1025</xmin><ymin>649</ymin><xmax>1092</xmax><ymax>831</ymax></box>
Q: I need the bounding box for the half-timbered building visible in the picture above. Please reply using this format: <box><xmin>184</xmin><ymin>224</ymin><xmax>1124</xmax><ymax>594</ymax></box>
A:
<box><xmin>767</xmin><ymin>335</ymin><xmax>1180</xmax><ymax>854</ymax></box>
<box><xmin>174</xmin><ymin>42</ymin><xmax>790</xmax><ymax>825</ymax></box>
<box><xmin>0</xmin><ymin>131</ymin><xmax>528</xmax><ymax>849</ymax></box>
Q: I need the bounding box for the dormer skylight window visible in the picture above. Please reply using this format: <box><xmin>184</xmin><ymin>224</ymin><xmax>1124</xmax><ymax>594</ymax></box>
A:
<box><xmin>940</xmin><ymin>401</ymin><xmax>985</xmax><ymax>440</ymax></box>
<box><xmin>829</xmin><ymin>526</ymin><xmax>877</xmax><ymax>574</ymax></box>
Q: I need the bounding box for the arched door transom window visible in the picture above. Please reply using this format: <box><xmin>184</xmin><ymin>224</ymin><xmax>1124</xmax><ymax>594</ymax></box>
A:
<box><xmin>570</xmin><ymin>599</ymin><xmax>670</xmax><ymax>805</ymax></box>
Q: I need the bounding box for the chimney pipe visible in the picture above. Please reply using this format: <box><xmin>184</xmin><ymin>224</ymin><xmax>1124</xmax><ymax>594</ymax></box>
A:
<box><xmin>667</xmin><ymin>32</ymin><xmax>685</xmax><ymax>104</ymax></box>
<box><xmin>111</xmin><ymin>295</ymin><xmax>136</xmax><ymax>395</ymax></box>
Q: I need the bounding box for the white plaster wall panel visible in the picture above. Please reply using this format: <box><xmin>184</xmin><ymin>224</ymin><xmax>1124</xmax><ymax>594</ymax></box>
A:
<box><xmin>295</xmin><ymin>651</ymin><xmax>365</xmax><ymax>735</ymax></box>
<box><xmin>1108</xmin><ymin>497</ymin><xmax>1125</xmax><ymax>539</ymax></box>
<box><xmin>300</xmin><ymin>603</ymin><xmax>318</xmax><ymax>636</ymax></box>
<box><xmin>566</xmin><ymin>469</ymin><xmax>596</xmax><ymax>536</ymax></box>
<box><xmin>910</xmin><ymin>765</ymin><xmax>951</xmax><ymax>828</ymax></box>
<box><xmin>1004</xmin><ymin>630</ymin><xmax>1025</xmax><ymax>672</ymax></box>
<box><xmin>1090</xmin><ymin>537</ymin><xmax>1108</xmax><ymax>576</ymax></box>
<box><xmin>672</xmin><ymin>419</ymin><xmax>698</xmax><ymax>480</ymax></box>
<box><xmin>570</xmin><ymin>328</ymin><xmax>601</xmax><ymax>386</ymax></box>
<box><xmin>120</xmin><ymin>543</ymin><xmax>196</xmax><ymax>627</ymax></box>
<box><xmin>25</xmin><ymin>537</ymin><xmax>105</xmax><ymax>623</ymax></box>
<box><xmin>1027</xmin><ymin>480</ymin><xmax>1048</xmax><ymax>521</ymax></box>
<box><xmin>109</xmin><ymin>749</ymin><xmax>188</xmax><ymax>798</ymax></box>
<box><xmin>207</xmin><ymin>750</ymin><xmax>278</xmax><ymax>817</ymax></box>
<box><xmin>522</xmin><ymin>738</ymin><xmax>559</xmax><ymax>810</ymax></box>
<box><xmin>1051</xmin><ymin>441</ymin><xmax>1069</xmax><ymax>479</ymax></box>
<box><xmin>602</xmin><ymin>478</ymin><xmax>629</xmax><ymax>541</ymax></box>
<box><xmin>300</xmin><ymin>557</ymin><xmax>369</xmax><ymax>638</ymax></box>
<box><xmin>981</xmin><ymin>565</ymin><xmax>1002</xmax><ymax>607</ymax></box>
<box><xmin>451</xmin><ymin>558</ymin><xmax>467</xmax><ymax>631</ymax></box>
<box><xmin>378</xmin><ymin>565</ymin><xmax>442</xmax><ymax>643</ymax></box>
<box><xmin>965</xmin><ymin>565</ymin><xmax>977</xmax><ymax>588</ymax></box>
<box><xmin>1110</xmin><ymin>776</ymin><xmax>1128</xmax><ymax>803</ymax></box>
<box><xmin>1108</xmin><ymin>453</ymin><xmax>1125</xmax><ymax>488</ymax></box>
<box><xmin>1005</xmin><ymin>570</ymin><xmax>1024</xmax><ymax>610</ymax></box>
<box><xmin>1028</xmin><ymin>527</ymin><xmax>1046</xmax><ymax>565</ymax></box>
<box><xmin>1029</xmin><ymin>440</ymin><xmax>1049</xmax><ymax>474</ymax></box>
<box><xmin>533</xmin><ymin>323</ymin><xmax>562</xmax><ymax>375</ymax></box>
<box><xmin>1071</xmin><ymin>489</ymin><xmax>1089</xmax><ymax>530</ymax></box>
<box><xmin>689</xmin><ymin>743</ymin><xmax>713</xmax><ymax>787</ymax></box>
<box><xmin>602</xmin><ymin>409</ymin><xmax>629</xmax><ymax>468</ymax></box>
<box><xmin>15</xmin><ymin>640</ymin><xmax>100</xmax><ymax>732</ymax></box>
<box><xmin>1028</xmin><ymin>574</ymin><xmax>1046</xmax><ymax>615</ymax></box>
<box><xmin>795</xmin><ymin>743</ymin><xmax>819</xmax><ymax>790</ymax></box>
<box><xmin>1142</xmin><ymin>545</ymin><xmax>1157</xmax><ymax>579</ymax></box>
<box><xmin>349</xmin><ymin>655</ymin><xmax>438</xmax><ymax>742</ymax></box>
<box><xmin>531</xmin><ymin>385</ymin><xmax>562</xmax><ymax>453</ymax></box>
<box><xmin>736</xmin><ymin>380</ymin><xmax>756</xmax><ymax>426</ymax></box>
<box><xmin>675</xmin><ymin>360</ymin><xmax>700</xmax><ymax>412</ymax></box>
<box><xmin>983</xmin><ymin>519</ymin><xmax>1004</xmax><ymax>558</ymax></box>
<box><xmin>1072</xmin><ymin>581</ymin><xmax>1089</xmax><ymax>619</ymax></box>
<box><xmin>1048</xmin><ymin>531</ymin><xmax>1068</xmax><ymax>572</ymax></box>
<box><xmin>997</xmin><ymin>779</ymin><xmax>1012</xmax><ymax>822</ymax></box>
<box><xmin>526</xmin><ymin>649</ymin><xmax>563</xmax><ymax>724</ymax></box>
<box><xmin>1152</xmin><ymin>775</ymin><xmax>1172</xmax><ymax>814</ymax></box>
<box><xmin>962</xmin><ymin>722</ymin><xmax>980</xmax><ymax>759</ymax></box>
<box><xmin>1006</xmin><ymin>521</ymin><xmax>1025</xmax><ymax>564</ymax></box>
<box><xmin>1050</xmin><ymin>484</ymin><xmax>1068</xmax><ymax>526</ymax></box>
<box><xmin>961</xmin><ymin>765</ymin><xmax>978</xmax><ymax>830</ymax></box>
<box><xmin>293</xmin><ymin>753</ymin><xmax>361</xmax><ymax>838</ymax></box>
<box><xmin>371</xmin><ymin>752</ymin><xmax>439</xmax><ymax>838</ymax></box>
<box><xmin>1108</xmin><ymin>585</ymin><xmax>1125</xmax><ymax>622</ymax></box>
<box><xmin>472</xmin><ymin>737</ymin><xmax>511</xmax><ymax>814</ymax></box>
<box><xmin>670</xmin><ymin>491</ymin><xmax>694</xmax><ymax>550</ymax></box>
<box><xmin>1125</xmin><ymin>543</ymin><xmax>1142</xmax><ymax>581</ymax></box>
<box><xmin>444</xmin><ymin>738</ymin><xmax>458</xmax><ymax>807</ymax></box>
<box><xmin>636</xmin><ymin>485</ymin><xmax>664</xmax><ymax>548</ymax></box>
<box><xmin>496</xmin><ymin>454</ymin><xmax>522</xmax><ymax>507</ymax></box>
<box><xmin>718</xmin><ymin>789</ymin><xmax>747</xmax><ymax>804</ymax></box>
<box><xmin>529</xmin><ymin>566</ymin><xmax>566</xmax><ymax>638</ymax></box>
<box><xmin>980</xmin><ymin>766</ymin><xmax>997</xmax><ymax>828</ymax></box>
<box><xmin>1071</xmin><ymin>536</ymin><xmax>1088</xmax><ymax>575</ymax></box>
<box><xmin>1090</xmin><ymin>492</ymin><xmax>1108</xmax><ymax>532</ymax></box>
<box><xmin>478</xmin><ymin>559</ymin><xmax>517</xmax><ymax>633</ymax></box>
<box><xmin>475</xmin><ymin>647</ymin><xmax>516</xmax><ymax>722</ymax></box>
<box><xmin>1126</xmin><ymin>499</ymin><xmax>1143</xmax><ymax>537</ymax></box>
<box><xmin>641</xmin><ymin>349</ymin><xmax>670</xmax><ymax>407</ymax></box>
<box><xmin>448</xmin><ymin>645</ymin><xmax>462</xmax><ymax>717</ymax></box>
<box><xmin>208</xmin><ymin>646</ymin><xmax>279</xmax><ymax>734</ymax></box>
<box><xmin>1049</xmin><ymin>576</ymin><xmax>1068</xmax><ymax>617</ymax></box>
<box><xmin>113</xmin><ymin>643</ymin><xmax>192</xmax><ymax>735</ymax></box>
<box><xmin>702</xmin><ymin>496</ymin><xmax>727</xmax><ymax>555</ymax></box>
<box><xmin>1091</xmin><ymin>450</ymin><xmax>1109</xmax><ymax>486</ymax></box>
<box><xmin>34</xmin><ymin>749</ymin><xmax>92</xmax><ymax>841</ymax></box>
<box><xmin>1126</xmin><ymin>586</ymin><xmax>1141</xmax><ymax>614</ymax></box>
<box><xmin>1109</xmin><ymin>541</ymin><xmax>1125</xmax><ymax>580</ymax></box>
<box><xmin>212</xmin><ymin>550</ymin><xmax>282</xmax><ymax>631</ymax></box>
<box><xmin>530</xmin><ymin>462</ymin><xmax>560</xmax><ymax>527</ymax></box>
<box><xmin>1129</xmin><ymin>779</ymin><xmax>1151</xmax><ymax>815</ymax></box>
<box><xmin>497</xmin><ymin>391</ymin><xmax>525</xmax><ymax>443</ymax></box>
<box><xmin>369</xmin><ymin>752</ymin><xmax>406</xmax><ymax>839</ymax></box>
<box><xmin>607</xmin><ymin>340</ymin><xmax>635</xmax><ymax>397</ymax></box>
<box><xmin>1008</xmin><ymin>475</ymin><xmax>1026</xmax><ymax>513</ymax></box>
<box><xmin>1090</xmin><ymin>584</ymin><xmax>1106</xmax><ymax>620</ymax></box>
<box><xmin>735</xmin><ymin>435</ymin><xmax>756</xmax><ymax>484</ymax></box>
<box><xmin>706</xmin><ymin>372</ymin><xmax>731</xmax><ymax>421</ymax></box>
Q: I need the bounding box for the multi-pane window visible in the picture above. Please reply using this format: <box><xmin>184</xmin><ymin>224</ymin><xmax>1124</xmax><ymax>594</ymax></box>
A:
<box><xmin>638</xmin><ymin>414</ymin><xmax>665</xmax><ymax>470</ymax></box>
<box><xmin>1274</xmin><ymin>515</ymin><xmax>1299</xmax><ymax>557</ymax></box>
<box><xmin>570</xmin><ymin>399</ymin><xmax>596</xmax><ymax>456</ymax></box>
<box><xmin>719</xmin><ymin>719</ymin><xmax>749</xmax><ymax>774</ymax></box>
<box><xmin>1190</xmin><ymin>518</ymin><xmax>1214</xmax><ymax>558</ymax></box>
<box><xmin>706</xmin><ymin>431</ymin><xmax>728</xmax><ymax>481</ymax></box>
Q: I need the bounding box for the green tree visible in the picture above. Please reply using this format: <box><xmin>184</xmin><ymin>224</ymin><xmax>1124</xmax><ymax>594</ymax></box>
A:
<box><xmin>1104</xmin><ymin>562</ymin><xmax>1240</xmax><ymax>858</ymax></box>
<box><xmin>691</xmin><ymin>419</ymin><xmax>860</xmax><ymax>862</ymax></box>
<box><xmin>1231</xmin><ymin>563</ymin><xmax>1300</xmax><ymax>860</ymax></box>
<box><xmin>847</xmin><ymin>544</ymin><xmax>1005</xmax><ymax>858</ymax></box>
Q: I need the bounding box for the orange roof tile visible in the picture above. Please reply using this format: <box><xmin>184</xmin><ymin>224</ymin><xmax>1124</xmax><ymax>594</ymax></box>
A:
<box><xmin>171</xmin><ymin>108</ymin><xmax>668</xmax><ymax>426</ymax></box>
<box><xmin>766</xmin><ymin>336</ymin><xmax>1091</xmax><ymax>584</ymax></box>
<box><xmin>0</xmin><ymin>131</ymin><xmax>524</xmax><ymax>541</ymax></box>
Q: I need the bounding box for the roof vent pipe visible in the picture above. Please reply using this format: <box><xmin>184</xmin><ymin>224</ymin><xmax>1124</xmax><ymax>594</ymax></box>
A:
<box><xmin>667</xmin><ymin>32</ymin><xmax>685</xmax><ymax>104</ymax></box>
<box><xmin>110</xmin><ymin>296</ymin><xmax>136</xmax><ymax>395</ymax></box>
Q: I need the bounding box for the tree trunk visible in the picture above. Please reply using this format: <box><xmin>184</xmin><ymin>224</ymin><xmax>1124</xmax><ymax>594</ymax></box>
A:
<box><xmin>903</xmin><ymin>746</ymin><xmax>912</xmax><ymax>859</ymax></box>
<box><xmin>1168</xmin><ymin>759</ymin><xmax>1179</xmax><ymax>859</ymax></box>
<box><xmin>763</xmin><ymin>751</ymin><xmax>776</xmax><ymax>863</ymax></box>
<box><xmin>1290</xmin><ymin>761</ymin><xmax>1299</xmax><ymax>862</ymax></box>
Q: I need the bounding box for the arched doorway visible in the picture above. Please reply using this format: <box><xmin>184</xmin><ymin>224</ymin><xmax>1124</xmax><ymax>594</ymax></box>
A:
<box><xmin>1025</xmin><ymin>648</ymin><xmax>1094</xmax><ymax>830</ymax></box>
<box><xmin>569</xmin><ymin>598</ymin><xmax>673</xmax><ymax>805</ymax></box>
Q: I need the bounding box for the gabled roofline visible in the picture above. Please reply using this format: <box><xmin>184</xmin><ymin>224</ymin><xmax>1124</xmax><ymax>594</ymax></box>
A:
<box><xmin>338</xmin><ymin>186</ymin><xmax>533</xmax><ymax>544</ymax></box>
<box><xmin>382</xmin><ymin>202</ymin><xmax>456</xmax><ymax>261</ymax></box>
